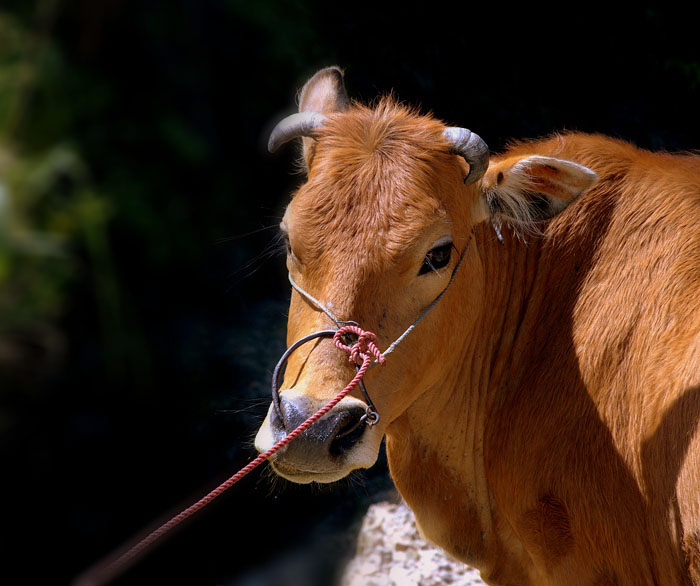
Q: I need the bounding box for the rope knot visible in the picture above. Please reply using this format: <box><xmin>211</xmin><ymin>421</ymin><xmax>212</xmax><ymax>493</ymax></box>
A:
<box><xmin>333</xmin><ymin>325</ymin><xmax>386</xmax><ymax>367</ymax></box>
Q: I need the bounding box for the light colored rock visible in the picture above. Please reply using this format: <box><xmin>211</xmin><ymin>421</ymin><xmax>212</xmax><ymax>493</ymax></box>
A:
<box><xmin>342</xmin><ymin>501</ymin><xmax>485</xmax><ymax>586</ymax></box>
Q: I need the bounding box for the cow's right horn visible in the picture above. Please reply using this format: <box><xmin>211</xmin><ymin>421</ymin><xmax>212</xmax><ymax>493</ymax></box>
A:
<box><xmin>443</xmin><ymin>128</ymin><xmax>489</xmax><ymax>184</ymax></box>
<box><xmin>268</xmin><ymin>112</ymin><xmax>328</xmax><ymax>153</ymax></box>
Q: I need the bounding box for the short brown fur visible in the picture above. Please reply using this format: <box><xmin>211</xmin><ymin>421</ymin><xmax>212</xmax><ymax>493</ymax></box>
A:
<box><xmin>262</xmin><ymin>84</ymin><xmax>700</xmax><ymax>585</ymax></box>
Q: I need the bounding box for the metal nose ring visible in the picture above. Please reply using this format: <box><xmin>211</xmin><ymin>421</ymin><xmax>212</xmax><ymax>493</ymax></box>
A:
<box><xmin>270</xmin><ymin>328</ymin><xmax>380</xmax><ymax>430</ymax></box>
<box><xmin>271</xmin><ymin>329</ymin><xmax>337</xmax><ymax>420</ymax></box>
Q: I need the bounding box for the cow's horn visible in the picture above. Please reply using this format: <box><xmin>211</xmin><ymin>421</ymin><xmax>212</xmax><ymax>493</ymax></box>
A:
<box><xmin>443</xmin><ymin>127</ymin><xmax>489</xmax><ymax>184</ymax></box>
<box><xmin>268</xmin><ymin>112</ymin><xmax>328</xmax><ymax>153</ymax></box>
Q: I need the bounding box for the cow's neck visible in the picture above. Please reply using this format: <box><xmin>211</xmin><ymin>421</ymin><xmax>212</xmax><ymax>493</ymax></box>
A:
<box><xmin>385</xmin><ymin>224</ymin><xmax>546</xmax><ymax>581</ymax></box>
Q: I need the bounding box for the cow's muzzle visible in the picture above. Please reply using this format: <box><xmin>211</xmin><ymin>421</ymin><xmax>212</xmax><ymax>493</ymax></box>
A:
<box><xmin>272</xmin><ymin>395</ymin><xmax>367</xmax><ymax>458</ymax></box>
<box><xmin>255</xmin><ymin>389</ymin><xmax>380</xmax><ymax>483</ymax></box>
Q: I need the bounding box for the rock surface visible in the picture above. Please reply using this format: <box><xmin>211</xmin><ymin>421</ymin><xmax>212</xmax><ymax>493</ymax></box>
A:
<box><xmin>341</xmin><ymin>501</ymin><xmax>485</xmax><ymax>586</ymax></box>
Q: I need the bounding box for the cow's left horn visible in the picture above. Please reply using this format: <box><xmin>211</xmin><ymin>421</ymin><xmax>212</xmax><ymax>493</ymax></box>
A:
<box><xmin>443</xmin><ymin>127</ymin><xmax>489</xmax><ymax>184</ymax></box>
<box><xmin>268</xmin><ymin>112</ymin><xmax>327</xmax><ymax>153</ymax></box>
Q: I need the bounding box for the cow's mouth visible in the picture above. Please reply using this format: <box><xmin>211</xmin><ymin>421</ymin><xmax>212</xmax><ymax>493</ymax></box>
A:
<box><xmin>269</xmin><ymin>460</ymin><xmax>356</xmax><ymax>484</ymax></box>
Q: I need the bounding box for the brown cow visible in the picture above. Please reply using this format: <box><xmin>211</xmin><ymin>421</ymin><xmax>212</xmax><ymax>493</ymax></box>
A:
<box><xmin>254</xmin><ymin>67</ymin><xmax>700</xmax><ymax>585</ymax></box>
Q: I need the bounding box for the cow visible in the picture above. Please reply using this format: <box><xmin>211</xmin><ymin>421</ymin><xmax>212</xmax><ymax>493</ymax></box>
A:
<box><xmin>254</xmin><ymin>66</ymin><xmax>700</xmax><ymax>585</ymax></box>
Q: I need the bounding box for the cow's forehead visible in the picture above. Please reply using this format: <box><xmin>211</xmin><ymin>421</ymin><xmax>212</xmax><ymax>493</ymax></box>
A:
<box><xmin>286</xmin><ymin>99</ymin><xmax>463</xmax><ymax>263</ymax></box>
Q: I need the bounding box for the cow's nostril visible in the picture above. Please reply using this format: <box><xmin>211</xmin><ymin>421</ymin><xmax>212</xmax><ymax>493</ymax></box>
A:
<box><xmin>329</xmin><ymin>407</ymin><xmax>367</xmax><ymax>457</ymax></box>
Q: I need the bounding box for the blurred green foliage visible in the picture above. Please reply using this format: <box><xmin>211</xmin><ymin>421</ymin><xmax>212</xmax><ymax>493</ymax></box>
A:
<box><xmin>0</xmin><ymin>12</ymin><xmax>118</xmax><ymax>382</ymax></box>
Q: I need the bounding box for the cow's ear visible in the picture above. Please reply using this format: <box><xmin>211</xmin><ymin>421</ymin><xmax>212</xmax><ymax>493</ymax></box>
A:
<box><xmin>474</xmin><ymin>155</ymin><xmax>597</xmax><ymax>233</ymax></box>
<box><xmin>298</xmin><ymin>67</ymin><xmax>350</xmax><ymax>169</ymax></box>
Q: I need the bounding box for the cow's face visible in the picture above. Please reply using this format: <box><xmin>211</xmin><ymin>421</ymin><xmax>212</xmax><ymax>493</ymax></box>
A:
<box><xmin>254</xmin><ymin>109</ymin><xmax>478</xmax><ymax>483</ymax></box>
<box><xmin>254</xmin><ymin>68</ymin><xmax>597</xmax><ymax>484</ymax></box>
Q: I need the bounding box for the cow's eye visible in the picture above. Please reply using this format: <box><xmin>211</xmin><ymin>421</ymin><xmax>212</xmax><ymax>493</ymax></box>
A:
<box><xmin>419</xmin><ymin>242</ymin><xmax>452</xmax><ymax>275</ymax></box>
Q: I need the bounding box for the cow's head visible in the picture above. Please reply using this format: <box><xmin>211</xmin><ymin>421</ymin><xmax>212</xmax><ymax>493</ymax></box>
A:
<box><xmin>254</xmin><ymin>67</ymin><xmax>596</xmax><ymax>483</ymax></box>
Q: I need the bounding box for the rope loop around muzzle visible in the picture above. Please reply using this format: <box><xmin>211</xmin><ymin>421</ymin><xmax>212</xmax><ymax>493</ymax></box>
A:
<box><xmin>271</xmin><ymin>325</ymin><xmax>384</xmax><ymax>431</ymax></box>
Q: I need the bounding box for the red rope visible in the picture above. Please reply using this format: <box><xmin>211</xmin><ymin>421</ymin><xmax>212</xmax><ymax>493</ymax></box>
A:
<box><xmin>76</xmin><ymin>325</ymin><xmax>384</xmax><ymax>586</ymax></box>
<box><xmin>333</xmin><ymin>325</ymin><xmax>386</xmax><ymax>367</ymax></box>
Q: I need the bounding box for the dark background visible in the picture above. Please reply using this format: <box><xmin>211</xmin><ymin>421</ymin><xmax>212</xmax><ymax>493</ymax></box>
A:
<box><xmin>1</xmin><ymin>1</ymin><xmax>698</xmax><ymax>585</ymax></box>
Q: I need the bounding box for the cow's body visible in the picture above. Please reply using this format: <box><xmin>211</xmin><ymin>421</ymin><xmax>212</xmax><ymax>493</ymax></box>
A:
<box><xmin>388</xmin><ymin>134</ymin><xmax>700</xmax><ymax>585</ymax></box>
<box><xmin>256</xmin><ymin>68</ymin><xmax>700</xmax><ymax>585</ymax></box>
